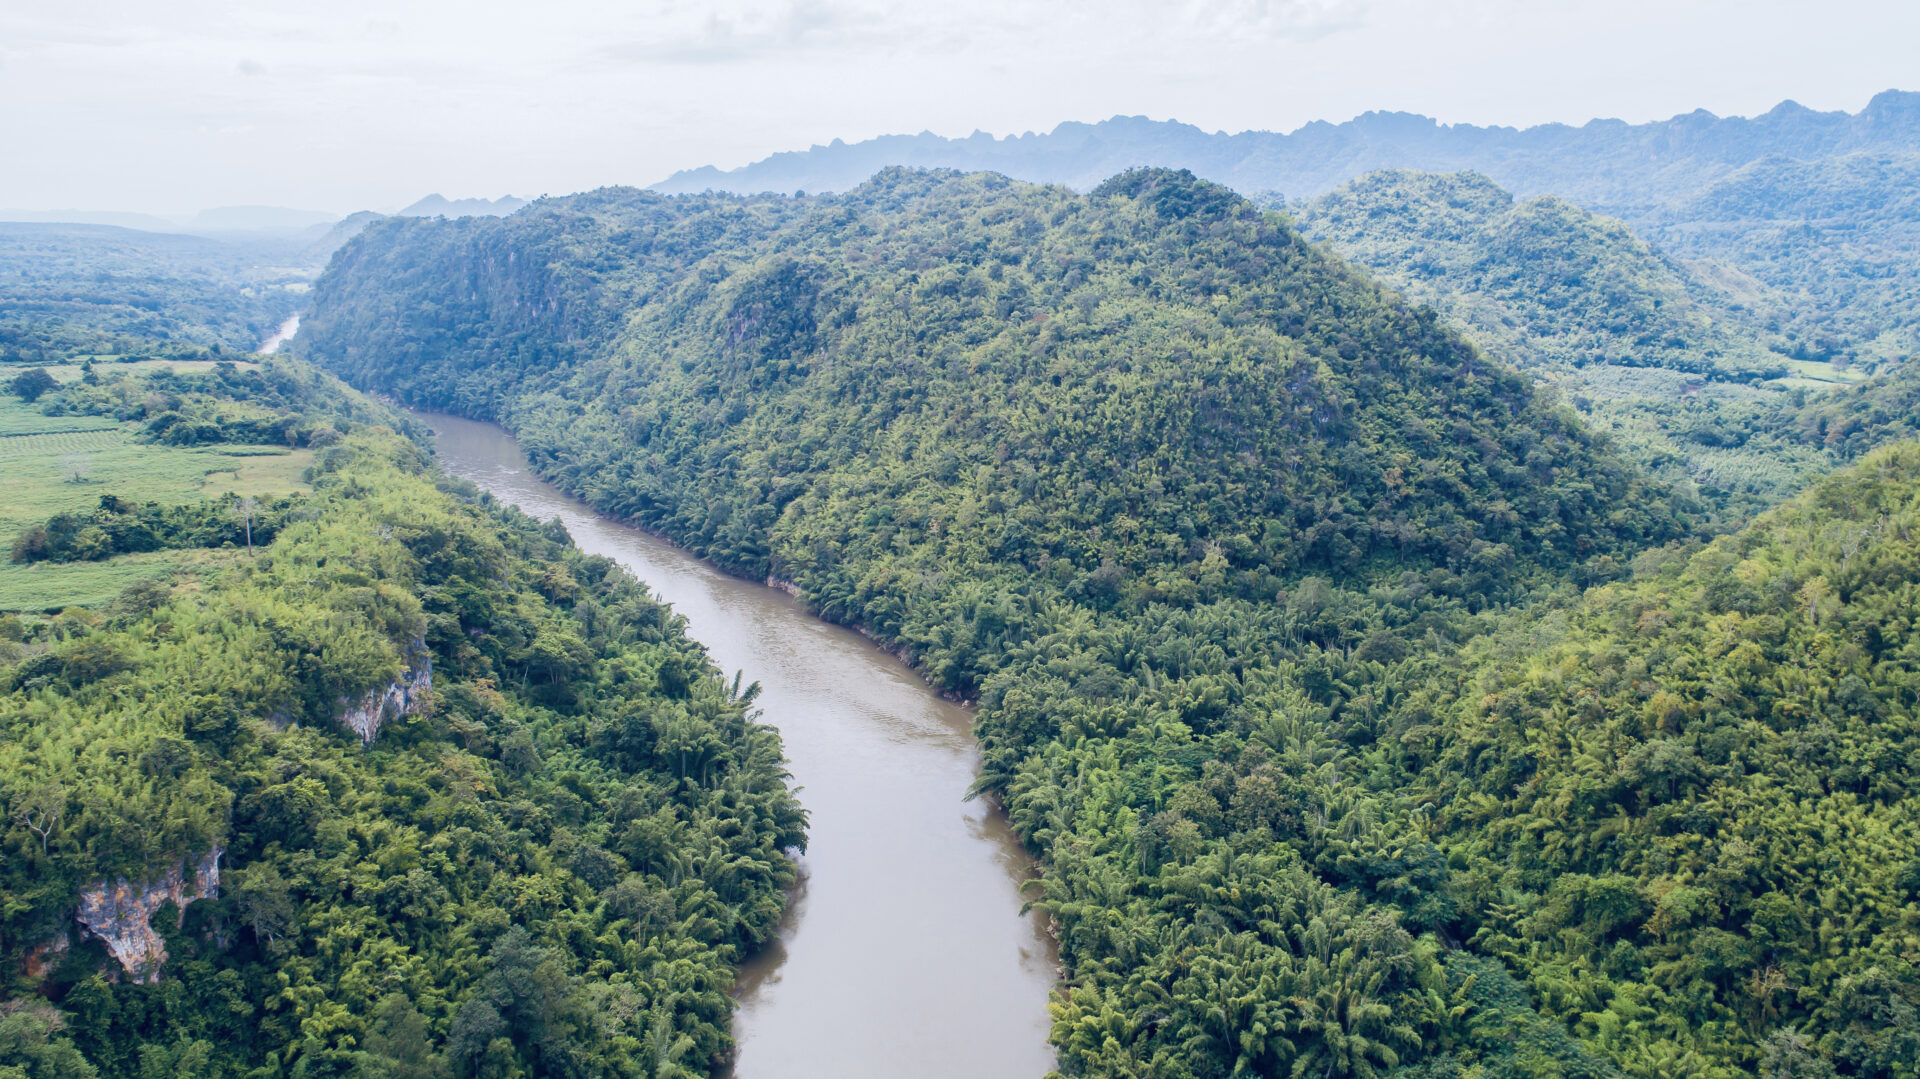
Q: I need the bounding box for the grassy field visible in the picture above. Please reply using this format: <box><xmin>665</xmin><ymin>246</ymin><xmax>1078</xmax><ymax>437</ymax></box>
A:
<box><xmin>0</xmin><ymin>549</ymin><xmax>249</xmax><ymax>612</ymax></box>
<box><xmin>34</xmin><ymin>358</ymin><xmax>264</xmax><ymax>383</ymax></box>
<box><xmin>0</xmin><ymin>410</ymin><xmax>121</xmax><ymax>436</ymax></box>
<box><xmin>1771</xmin><ymin>358</ymin><xmax>1870</xmax><ymax>391</ymax></box>
<box><xmin>0</xmin><ymin>397</ymin><xmax>310</xmax><ymax>611</ymax></box>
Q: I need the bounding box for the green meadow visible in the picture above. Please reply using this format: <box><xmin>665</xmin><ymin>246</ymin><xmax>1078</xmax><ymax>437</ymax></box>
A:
<box><xmin>0</xmin><ymin>396</ymin><xmax>310</xmax><ymax>611</ymax></box>
<box><xmin>39</xmin><ymin>357</ymin><xmax>264</xmax><ymax>383</ymax></box>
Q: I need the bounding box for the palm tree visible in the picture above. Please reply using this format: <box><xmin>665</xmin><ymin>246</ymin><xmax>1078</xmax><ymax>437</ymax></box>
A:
<box><xmin>643</xmin><ymin>996</ymin><xmax>699</xmax><ymax>1079</ymax></box>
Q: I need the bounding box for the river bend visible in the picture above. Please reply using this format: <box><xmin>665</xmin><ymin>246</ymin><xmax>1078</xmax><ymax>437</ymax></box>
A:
<box><xmin>424</xmin><ymin>413</ymin><xmax>1057</xmax><ymax>1078</ymax></box>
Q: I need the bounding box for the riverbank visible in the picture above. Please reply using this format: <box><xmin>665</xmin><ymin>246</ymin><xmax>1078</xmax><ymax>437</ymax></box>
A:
<box><xmin>423</xmin><ymin>411</ymin><xmax>1058</xmax><ymax>1079</ymax></box>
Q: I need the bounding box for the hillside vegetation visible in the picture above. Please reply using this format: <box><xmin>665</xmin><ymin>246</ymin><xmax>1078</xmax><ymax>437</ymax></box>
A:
<box><xmin>1398</xmin><ymin>441</ymin><xmax>1920</xmax><ymax>1078</ymax></box>
<box><xmin>0</xmin><ymin>224</ymin><xmax>310</xmax><ymax>361</ymax></box>
<box><xmin>1294</xmin><ymin>170</ymin><xmax>1789</xmax><ymax>382</ymax></box>
<box><xmin>0</xmin><ymin>365</ymin><xmax>804</xmax><ymax>1078</ymax></box>
<box><xmin>297</xmin><ymin>167</ymin><xmax>1920</xmax><ymax>1078</ymax></box>
<box><xmin>1635</xmin><ymin>152</ymin><xmax>1920</xmax><ymax>368</ymax></box>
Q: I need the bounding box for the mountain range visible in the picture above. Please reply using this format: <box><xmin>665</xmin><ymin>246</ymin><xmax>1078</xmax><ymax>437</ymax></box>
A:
<box><xmin>392</xmin><ymin>193</ymin><xmax>527</xmax><ymax>219</ymax></box>
<box><xmin>654</xmin><ymin>91</ymin><xmax>1920</xmax><ymax>210</ymax></box>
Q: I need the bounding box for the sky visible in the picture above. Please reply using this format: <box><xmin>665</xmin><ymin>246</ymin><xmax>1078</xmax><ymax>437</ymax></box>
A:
<box><xmin>3</xmin><ymin>0</ymin><xmax>1917</xmax><ymax>218</ymax></box>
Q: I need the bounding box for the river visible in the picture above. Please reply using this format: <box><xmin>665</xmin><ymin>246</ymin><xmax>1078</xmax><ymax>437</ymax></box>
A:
<box><xmin>423</xmin><ymin>412</ymin><xmax>1059</xmax><ymax>1078</ymax></box>
<box><xmin>259</xmin><ymin>313</ymin><xmax>300</xmax><ymax>353</ymax></box>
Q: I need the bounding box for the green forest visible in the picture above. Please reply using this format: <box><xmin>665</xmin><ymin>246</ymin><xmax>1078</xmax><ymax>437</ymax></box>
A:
<box><xmin>1632</xmin><ymin>152</ymin><xmax>1920</xmax><ymax>370</ymax></box>
<box><xmin>1293</xmin><ymin>169</ymin><xmax>1793</xmax><ymax>383</ymax></box>
<box><xmin>292</xmin><ymin>166</ymin><xmax>1920</xmax><ymax>1077</ymax></box>
<box><xmin>0</xmin><ymin>363</ymin><xmax>805</xmax><ymax>1077</ymax></box>
<box><xmin>1290</xmin><ymin>167</ymin><xmax>1920</xmax><ymax>528</ymax></box>
<box><xmin>0</xmin><ymin>224</ymin><xmax>311</xmax><ymax>362</ymax></box>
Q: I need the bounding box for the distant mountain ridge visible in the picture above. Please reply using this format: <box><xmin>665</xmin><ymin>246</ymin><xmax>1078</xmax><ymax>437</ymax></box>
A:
<box><xmin>653</xmin><ymin>91</ymin><xmax>1920</xmax><ymax>210</ymax></box>
<box><xmin>394</xmin><ymin>193</ymin><xmax>526</xmax><ymax>218</ymax></box>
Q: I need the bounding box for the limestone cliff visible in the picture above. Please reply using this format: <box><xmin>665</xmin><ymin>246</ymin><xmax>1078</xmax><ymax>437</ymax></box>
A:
<box><xmin>339</xmin><ymin>637</ymin><xmax>432</xmax><ymax>743</ymax></box>
<box><xmin>76</xmin><ymin>848</ymin><xmax>222</xmax><ymax>982</ymax></box>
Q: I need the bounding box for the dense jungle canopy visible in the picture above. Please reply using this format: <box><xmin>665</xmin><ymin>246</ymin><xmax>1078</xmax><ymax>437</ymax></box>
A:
<box><xmin>292</xmin><ymin>167</ymin><xmax>1920</xmax><ymax>1078</ymax></box>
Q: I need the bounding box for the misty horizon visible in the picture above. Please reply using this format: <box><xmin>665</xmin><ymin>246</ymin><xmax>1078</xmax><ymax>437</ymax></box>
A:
<box><xmin>4</xmin><ymin>88</ymin><xmax>1914</xmax><ymax>228</ymax></box>
<box><xmin>5</xmin><ymin>0</ymin><xmax>1916</xmax><ymax>218</ymax></box>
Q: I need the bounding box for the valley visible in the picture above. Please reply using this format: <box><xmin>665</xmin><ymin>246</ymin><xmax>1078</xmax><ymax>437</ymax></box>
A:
<box><xmin>288</xmin><ymin>165</ymin><xmax>1920</xmax><ymax>1077</ymax></box>
<box><xmin>5</xmin><ymin>83</ymin><xmax>1920</xmax><ymax>1079</ymax></box>
<box><xmin>426</xmin><ymin>411</ymin><xmax>1057</xmax><ymax>1078</ymax></box>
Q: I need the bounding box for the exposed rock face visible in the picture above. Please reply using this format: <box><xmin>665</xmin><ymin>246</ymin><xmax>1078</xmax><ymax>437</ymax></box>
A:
<box><xmin>76</xmin><ymin>848</ymin><xmax>222</xmax><ymax>983</ymax></box>
<box><xmin>339</xmin><ymin>637</ymin><xmax>432</xmax><ymax>743</ymax></box>
<box><xmin>23</xmin><ymin>933</ymin><xmax>69</xmax><ymax>980</ymax></box>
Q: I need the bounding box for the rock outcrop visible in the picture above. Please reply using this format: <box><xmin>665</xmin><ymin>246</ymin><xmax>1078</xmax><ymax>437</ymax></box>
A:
<box><xmin>339</xmin><ymin>637</ymin><xmax>432</xmax><ymax>743</ymax></box>
<box><xmin>76</xmin><ymin>848</ymin><xmax>222</xmax><ymax>983</ymax></box>
<box><xmin>22</xmin><ymin>933</ymin><xmax>68</xmax><ymax>980</ymax></box>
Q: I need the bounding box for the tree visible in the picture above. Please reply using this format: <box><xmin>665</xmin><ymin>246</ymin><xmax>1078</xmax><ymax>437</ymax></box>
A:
<box><xmin>11</xmin><ymin>784</ymin><xmax>64</xmax><ymax>854</ymax></box>
<box><xmin>0</xmin><ymin>999</ymin><xmax>99</xmax><ymax>1079</ymax></box>
<box><xmin>360</xmin><ymin>994</ymin><xmax>447</xmax><ymax>1079</ymax></box>
<box><xmin>642</xmin><ymin>996</ymin><xmax>698</xmax><ymax>1079</ymax></box>
<box><xmin>237</xmin><ymin>496</ymin><xmax>258</xmax><ymax>554</ymax></box>
<box><xmin>231</xmin><ymin>862</ymin><xmax>296</xmax><ymax>948</ymax></box>
<box><xmin>8</xmin><ymin>368</ymin><xmax>56</xmax><ymax>402</ymax></box>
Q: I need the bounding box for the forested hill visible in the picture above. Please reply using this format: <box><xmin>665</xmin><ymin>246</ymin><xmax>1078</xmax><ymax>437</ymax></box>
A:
<box><xmin>1634</xmin><ymin>152</ymin><xmax>1920</xmax><ymax>367</ymax></box>
<box><xmin>652</xmin><ymin>91</ymin><xmax>1920</xmax><ymax>207</ymax></box>
<box><xmin>1287</xmin><ymin>167</ymin><xmax>1920</xmax><ymax>529</ymax></box>
<box><xmin>293</xmin><ymin>167</ymin><xmax>1808</xmax><ymax>1076</ymax></box>
<box><xmin>301</xmin><ymin>166</ymin><xmax>1689</xmax><ymax>602</ymax></box>
<box><xmin>1293</xmin><ymin>169</ymin><xmax>1790</xmax><ymax>381</ymax></box>
<box><xmin>1</xmin><ymin>362</ymin><xmax>805</xmax><ymax>1076</ymax></box>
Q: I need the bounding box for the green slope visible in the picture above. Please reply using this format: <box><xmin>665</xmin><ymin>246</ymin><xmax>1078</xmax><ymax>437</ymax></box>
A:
<box><xmin>1634</xmin><ymin>151</ymin><xmax>1920</xmax><ymax>369</ymax></box>
<box><xmin>1</xmin><ymin>364</ymin><xmax>803</xmax><ymax>1077</ymax></box>
<box><xmin>1293</xmin><ymin>170</ymin><xmax>1790</xmax><ymax>382</ymax></box>
<box><xmin>295</xmin><ymin>167</ymin><xmax>1768</xmax><ymax>1076</ymax></box>
<box><xmin>1412</xmin><ymin>443</ymin><xmax>1920</xmax><ymax>1077</ymax></box>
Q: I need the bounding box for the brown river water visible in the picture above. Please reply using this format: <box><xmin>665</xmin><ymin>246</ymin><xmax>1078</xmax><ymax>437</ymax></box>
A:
<box><xmin>423</xmin><ymin>413</ymin><xmax>1059</xmax><ymax>1078</ymax></box>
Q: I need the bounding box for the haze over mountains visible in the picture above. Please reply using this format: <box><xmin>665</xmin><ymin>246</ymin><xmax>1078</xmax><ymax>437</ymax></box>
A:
<box><xmin>653</xmin><ymin>91</ymin><xmax>1920</xmax><ymax>208</ymax></box>
<box><xmin>0</xmin><ymin>194</ymin><xmax>526</xmax><ymax>242</ymax></box>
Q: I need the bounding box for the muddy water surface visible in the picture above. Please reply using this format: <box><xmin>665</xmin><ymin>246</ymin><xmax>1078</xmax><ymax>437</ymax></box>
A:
<box><xmin>424</xmin><ymin>412</ymin><xmax>1058</xmax><ymax>1078</ymax></box>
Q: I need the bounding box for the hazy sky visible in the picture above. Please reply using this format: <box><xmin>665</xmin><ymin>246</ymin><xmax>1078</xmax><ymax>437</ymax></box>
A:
<box><xmin>4</xmin><ymin>0</ymin><xmax>1917</xmax><ymax>217</ymax></box>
